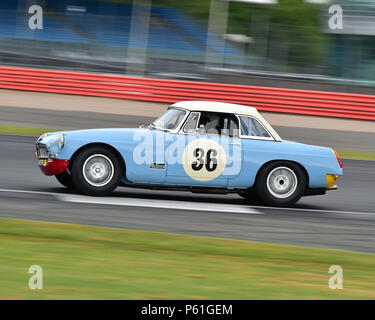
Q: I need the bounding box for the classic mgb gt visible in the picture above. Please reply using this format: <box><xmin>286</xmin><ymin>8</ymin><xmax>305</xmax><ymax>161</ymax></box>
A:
<box><xmin>35</xmin><ymin>101</ymin><xmax>343</xmax><ymax>206</ymax></box>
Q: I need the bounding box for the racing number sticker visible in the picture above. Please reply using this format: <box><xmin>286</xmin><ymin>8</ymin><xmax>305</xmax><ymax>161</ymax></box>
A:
<box><xmin>182</xmin><ymin>139</ymin><xmax>227</xmax><ymax>181</ymax></box>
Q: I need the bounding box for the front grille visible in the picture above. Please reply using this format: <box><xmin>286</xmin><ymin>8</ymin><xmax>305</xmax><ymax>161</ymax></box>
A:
<box><xmin>36</xmin><ymin>144</ymin><xmax>49</xmax><ymax>159</ymax></box>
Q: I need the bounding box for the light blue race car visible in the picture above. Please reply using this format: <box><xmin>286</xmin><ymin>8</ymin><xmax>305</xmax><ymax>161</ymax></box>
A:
<box><xmin>35</xmin><ymin>101</ymin><xmax>343</xmax><ymax>206</ymax></box>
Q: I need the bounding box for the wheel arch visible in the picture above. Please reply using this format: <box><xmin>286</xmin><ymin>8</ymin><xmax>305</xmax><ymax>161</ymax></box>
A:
<box><xmin>254</xmin><ymin>159</ymin><xmax>309</xmax><ymax>188</ymax></box>
<box><xmin>68</xmin><ymin>143</ymin><xmax>126</xmax><ymax>177</ymax></box>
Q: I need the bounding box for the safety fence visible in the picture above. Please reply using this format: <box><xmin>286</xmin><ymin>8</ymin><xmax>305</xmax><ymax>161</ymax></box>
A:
<box><xmin>0</xmin><ymin>66</ymin><xmax>374</xmax><ymax>121</ymax></box>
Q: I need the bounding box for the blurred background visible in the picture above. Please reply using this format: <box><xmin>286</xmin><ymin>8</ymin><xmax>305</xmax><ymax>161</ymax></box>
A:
<box><xmin>1</xmin><ymin>0</ymin><xmax>374</xmax><ymax>92</ymax></box>
<box><xmin>1</xmin><ymin>1</ymin><xmax>375</xmax><ymax>301</ymax></box>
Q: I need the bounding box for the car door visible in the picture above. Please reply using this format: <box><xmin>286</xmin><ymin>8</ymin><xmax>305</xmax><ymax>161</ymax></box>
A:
<box><xmin>126</xmin><ymin>108</ymin><xmax>188</xmax><ymax>185</ymax></box>
<box><xmin>126</xmin><ymin>128</ymin><xmax>170</xmax><ymax>184</ymax></box>
<box><xmin>165</xmin><ymin>111</ymin><xmax>242</xmax><ymax>187</ymax></box>
<box><xmin>227</xmin><ymin>115</ymin><xmax>276</xmax><ymax>188</ymax></box>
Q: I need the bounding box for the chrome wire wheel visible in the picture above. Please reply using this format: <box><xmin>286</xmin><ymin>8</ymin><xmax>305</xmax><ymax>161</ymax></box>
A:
<box><xmin>266</xmin><ymin>166</ymin><xmax>298</xmax><ymax>199</ymax></box>
<box><xmin>82</xmin><ymin>154</ymin><xmax>114</xmax><ymax>187</ymax></box>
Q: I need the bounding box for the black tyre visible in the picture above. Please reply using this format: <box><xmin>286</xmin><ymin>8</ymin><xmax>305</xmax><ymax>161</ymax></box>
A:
<box><xmin>255</xmin><ymin>161</ymin><xmax>307</xmax><ymax>207</ymax></box>
<box><xmin>55</xmin><ymin>170</ymin><xmax>75</xmax><ymax>189</ymax></box>
<box><xmin>237</xmin><ymin>189</ymin><xmax>263</xmax><ymax>204</ymax></box>
<box><xmin>71</xmin><ymin>146</ymin><xmax>122</xmax><ymax>196</ymax></box>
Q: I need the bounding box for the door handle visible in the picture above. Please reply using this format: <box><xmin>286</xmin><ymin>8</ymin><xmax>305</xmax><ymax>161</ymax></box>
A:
<box><xmin>229</xmin><ymin>142</ymin><xmax>241</xmax><ymax>146</ymax></box>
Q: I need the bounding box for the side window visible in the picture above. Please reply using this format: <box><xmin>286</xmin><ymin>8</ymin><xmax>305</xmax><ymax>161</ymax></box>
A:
<box><xmin>197</xmin><ymin>112</ymin><xmax>221</xmax><ymax>135</ymax></box>
<box><xmin>183</xmin><ymin>112</ymin><xmax>200</xmax><ymax>133</ymax></box>
<box><xmin>196</xmin><ymin>112</ymin><xmax>240</xmax><ymax>137</ymax></box>
<box><xmin>239</xmin><ymin>116</ymin><xmax>271</xmax><ymax>138</ymax></box>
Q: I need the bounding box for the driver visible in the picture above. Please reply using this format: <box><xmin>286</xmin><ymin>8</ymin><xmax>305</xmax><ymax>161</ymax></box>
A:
<box><xmin>198</xmin><ymin>114</ymin><xmax>220</xmax><ymax>135</ymax></box>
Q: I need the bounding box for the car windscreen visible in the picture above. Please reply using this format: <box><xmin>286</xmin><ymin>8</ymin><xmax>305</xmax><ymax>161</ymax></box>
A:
<box><xmin>152</xmin><ymin>108</ymin><xmax>187</xmax><ymax>131</ymax></box>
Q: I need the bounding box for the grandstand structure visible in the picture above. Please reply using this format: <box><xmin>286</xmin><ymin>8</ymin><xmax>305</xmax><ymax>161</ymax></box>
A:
<box><xmin>0</xmin><ymin>0</ymin><xmax>240</xmax><ymax>76</ymax></box>
<box><xmin>0</xmin><ymin>0</ymin><xmax>374</xmax><ymax>90</ymax></box>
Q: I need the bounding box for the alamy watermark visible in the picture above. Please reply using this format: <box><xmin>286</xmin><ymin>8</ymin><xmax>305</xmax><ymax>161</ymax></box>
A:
<box><xmin>328</xmin><ymin>5</ymin><xmax>343</xmax><ymax>30</ymax></box>
<box><xmin>328</xmin><ymin>265</ymin><xmax>343</xmax><ymax>290</ymax></box>
<box><xmin>28</xmin><ymin>5</ymin><xmax>43</xmax><ymax>30</ymax></box>
<box><xmin>28</xmin><ymin>265</ymin><xmax>43</xmax><ymax>290</ymax></box>
<box><xmin>132</xmin><ymin>129</ymin><xmax>243</xmax><ymax>180</ymax></box>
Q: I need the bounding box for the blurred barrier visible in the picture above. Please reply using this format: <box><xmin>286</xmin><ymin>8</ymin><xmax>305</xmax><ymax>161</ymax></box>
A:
<box><xmin>0</xmin><ymin>66</ymin><xmax>374</xmax><ymax>121</ymax></box>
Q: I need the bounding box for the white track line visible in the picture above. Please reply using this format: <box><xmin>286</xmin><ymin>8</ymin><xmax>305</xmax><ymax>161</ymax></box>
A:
<box><xmin>0</xmin><ymin>188</ymin><xmax>261</xmax><ymax>215</ymax></box>
<box><xmin>57</xmin><ymin>194</ymin><xmax>262</xmax><ymax>214</ymax></box>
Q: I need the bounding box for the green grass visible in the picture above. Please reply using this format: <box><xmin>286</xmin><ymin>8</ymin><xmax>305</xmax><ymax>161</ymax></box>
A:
<box><xmin>0</xmin><ymin>217</ymin><xmax>375</xmax><ymax>300</ymax></box>
<box><xmin>337</xmin><ymin>150</ymin><xmax>375</xmax><ymax>161</ymax></box>
<box><xmin>0</xmin><ymin>125</ymin><xmax>58</xmax><ymax>137</ymax></box>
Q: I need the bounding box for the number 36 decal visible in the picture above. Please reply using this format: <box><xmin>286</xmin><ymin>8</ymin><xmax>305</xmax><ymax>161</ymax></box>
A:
<box><xmin>183</xmin><ymin>139</ymin><xmax>227</xmax><ymax>181</ymax></box>
<box><xmin>192</xmin><ymin>148</ymin><xmax>217</xmax><ymax>172</ymax></box>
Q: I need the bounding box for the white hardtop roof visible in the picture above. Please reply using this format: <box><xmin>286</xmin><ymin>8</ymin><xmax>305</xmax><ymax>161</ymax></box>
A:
<box><xmin>171</xmin><ymin>101</ymin><xmax>282</xmax><ymax>141</ymax></box>
<box><xmin>171</xmin><ymin>101</ymin><xmax>260</xmax><ymax>117</ymax></box>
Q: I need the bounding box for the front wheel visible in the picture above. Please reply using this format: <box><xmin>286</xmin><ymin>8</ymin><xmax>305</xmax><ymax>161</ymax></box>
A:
<box><xmin>55</xmin><ymin>171</ymin><xmax>75</xmax><ymax>189</ymax></box>
<box><xmin>71</xmin><ymin>146</ymin><xmax>122</xmax><ymax>196</ymax></box>
<box><xmin>255</xmin><ymin>162</ymin><xmax>306</xmax><ymax>207</ymax></box>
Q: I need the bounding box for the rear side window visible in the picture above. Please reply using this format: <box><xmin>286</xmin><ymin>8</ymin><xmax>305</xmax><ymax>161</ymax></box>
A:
<box><xmin>239</xmin><ymin>116</ymin><xmax>271</xmax><ymax>138</ymax></box>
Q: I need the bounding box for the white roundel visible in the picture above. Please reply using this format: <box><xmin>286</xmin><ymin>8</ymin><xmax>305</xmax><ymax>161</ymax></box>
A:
<box><xmin>182</xmin><ymin>139</ymin><xmax>227</xmax><ymax>181</ymax></box>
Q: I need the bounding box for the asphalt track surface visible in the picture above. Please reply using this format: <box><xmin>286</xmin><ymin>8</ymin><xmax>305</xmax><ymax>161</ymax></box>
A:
<box><xmin>1</xmin><ymin>134</ymin><xmax>375</xmax><ymax>253</ymax></box>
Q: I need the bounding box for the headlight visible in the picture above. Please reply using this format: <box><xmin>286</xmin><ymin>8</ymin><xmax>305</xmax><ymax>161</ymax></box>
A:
<box><xmin>49</xmin><ymin>134</ymin><xmax>65</xmax><ymax>150</ymax></box>
<box><xmin>36</xmin><ymin>133</ymin><xmax>48</xmax><ymax>144</ymax></box>
<box><xmin>58</xmin><ymin>134</ymin><xmax>65</xmax><ymax>149</ymax></box>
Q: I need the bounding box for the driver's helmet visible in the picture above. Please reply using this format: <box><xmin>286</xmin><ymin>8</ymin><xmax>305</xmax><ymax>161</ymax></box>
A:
<box><xmin>204</xmin><ymin>114</ymin><xmax>220</xmax><ymax>134</ymax></box>
<box><xmin>199</xmin><ymin>116</ymin><xmax>210</xmax><ymax>127</ymax></box>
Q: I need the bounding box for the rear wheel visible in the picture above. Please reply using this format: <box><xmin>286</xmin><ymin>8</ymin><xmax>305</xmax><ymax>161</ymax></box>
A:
<box><xmin>71</xmin><ymin>146</ymin><xmax>122</xmax><ymax>196</ymax></box>
<box><xmin>55</xmin><ymin>171</ymin><xmax>74</xmax><ymax>189</ymax></box>
<box><xmin>255</xmin><ymin>162</ymin><xmax>306</xmax><ymax>207</ymax></box>
<box><xmin>237</xmin><ymin>189</ymin><xmax>262</xmax><ymax>204</ymax></box>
